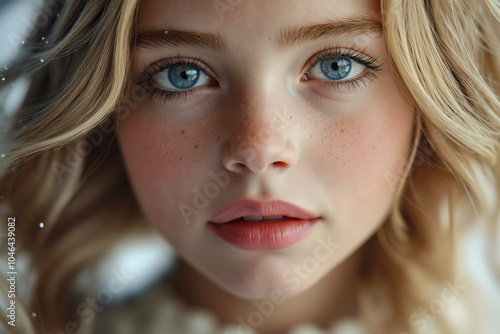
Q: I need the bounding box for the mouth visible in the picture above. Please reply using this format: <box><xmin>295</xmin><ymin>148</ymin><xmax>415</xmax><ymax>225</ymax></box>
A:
<box><xmin>208</xmin><ymin>199</ymin><xmax>320</xmax><ymax>251</ymax></box>
<box><xmin>228</xmin><ymin>215</ymin><xmax>290</xmax><ymax>222</ymax></box>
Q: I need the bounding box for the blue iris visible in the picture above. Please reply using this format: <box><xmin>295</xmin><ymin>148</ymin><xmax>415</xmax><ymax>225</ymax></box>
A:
<box><xmin>320</xmin><ymin>58</ymin><xmax>352</xmax><ymax>80</ymax></box>
<box><xmin>168</xmin><ymin>65</ymin><xmax>201</xmax><ymax>89</ymax></box>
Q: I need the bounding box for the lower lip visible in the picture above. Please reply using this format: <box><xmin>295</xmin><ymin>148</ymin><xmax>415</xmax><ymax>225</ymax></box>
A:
<box><xmin>209</xmin><ymin>218</ymin><xmax>320</xmax><ymax>251</ymax></box>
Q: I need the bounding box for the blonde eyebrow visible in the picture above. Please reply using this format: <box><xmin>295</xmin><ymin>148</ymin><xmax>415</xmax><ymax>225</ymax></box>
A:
<box><xmin>135</xmin><ymin>28</ymin><xmax>229</xmax><ymax>53</ymax></box>
<box><xmin>276</xmin><ymin>18</ymin><xmax>383</xmax><ymax>48</ymax></box>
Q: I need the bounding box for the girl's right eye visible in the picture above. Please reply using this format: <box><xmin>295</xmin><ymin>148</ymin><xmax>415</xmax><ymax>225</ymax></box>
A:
<box><xmin>151</xmin><ymin>64</ymin><xmax>212</xmax><ymax>90</ymax></box>
<box><xmin>138</xmin><ymin>57</ymin><xmax>217</xmax><ymax>103</ymax></box>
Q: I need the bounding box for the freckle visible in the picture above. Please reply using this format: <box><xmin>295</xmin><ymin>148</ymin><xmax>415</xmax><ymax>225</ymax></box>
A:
<box><xmin>181</xmin><ymin>130</ymin><xmax>186</xmax><ymax>134</ymax></box>
<box><xmin>335</xmin><ymin>156</ymin><xmax>339</xmax><ymax>160</ymax></box>
<box><xmin>194</xmin><ymin>144</ymin><xmax>198</xmax><ymax>149</ymax></box>
<box><xmin>217</xmin><ymin>135</ymin><xmax>221</xmax><ymax>141</ymax></box>
<box><xmin>343</xmin><ymin>162</ymin><xmax>346</xmax><ymax>165</ymax></box>
<box><xmin>357</xmin><ymin>131</ymin><xmax>360</xmax><ymax>135</ymax></box>
<box><xmin>289</xmin><ymin>116</ymin><xmax>293</xmax><ymax>119</ymax></box>
<box><xmin>180</xmin><ymin>157</ymin><xmax>183</xmax><ymax>160</ymax></box>
<box><xmin>340</xmin><ymin>129</ymin><xmax>345</xmax><ymax>134</ymax></box>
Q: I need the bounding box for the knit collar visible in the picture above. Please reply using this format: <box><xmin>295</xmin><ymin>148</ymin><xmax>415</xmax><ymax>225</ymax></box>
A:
<box><xmin>134</xmin><ymin>283</ymin><xmax>369</xmax><ymax>334</ymax></box>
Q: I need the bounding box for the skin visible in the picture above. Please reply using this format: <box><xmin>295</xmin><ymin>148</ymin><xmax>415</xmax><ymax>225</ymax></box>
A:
<box><xmin>116</xmin><ymin>0</ymin><xmax>415</xmax><ymax>332</ymax></box>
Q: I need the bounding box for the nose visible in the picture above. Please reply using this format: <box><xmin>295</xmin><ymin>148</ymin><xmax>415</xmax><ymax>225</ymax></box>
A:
<box><xmin>221</xmin><ymin>98</ymin><xmax>299</xmax><ymax>175</ymax></box>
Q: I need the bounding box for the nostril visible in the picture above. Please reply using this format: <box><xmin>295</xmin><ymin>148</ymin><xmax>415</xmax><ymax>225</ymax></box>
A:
<box><xmin>272</xmin><ymin>161</ymin><xmax>287</xmax><ymax>168</ymax></box>
<box><xmin>231</xmin><ymin>162</ymin><xmax>245</xmax><ymax>173</ymax></box>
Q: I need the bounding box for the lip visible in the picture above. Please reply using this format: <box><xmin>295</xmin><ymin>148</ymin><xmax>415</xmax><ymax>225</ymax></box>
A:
<box><xmin>209</xmin><ymin>199</ymin><xmax>319</xmax><ymax>223</ymax></box>
<box><xmin>208</xmin><ymin>199</ymin><xmax>320</xmax><ymax>251</ymax></box>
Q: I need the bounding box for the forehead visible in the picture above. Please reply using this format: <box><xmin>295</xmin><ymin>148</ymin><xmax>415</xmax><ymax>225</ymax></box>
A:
<box><xmin>136</xmin><ymin>0</ymin><xmax>382</xmax><ymax>34</ymax></box>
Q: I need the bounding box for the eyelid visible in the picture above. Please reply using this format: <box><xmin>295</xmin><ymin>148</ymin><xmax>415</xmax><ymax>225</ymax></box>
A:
<box><xmin>135</xmin><ymin>56</ymin><xmax>216</xmax><ymax>86</ymax></box>
<box><xmin>304</xmin><ymin>46</ymin><xmax>383</xmax><ymax>76</ymax></box>
<box><xmin>300</xmin><ymin>46</ymin><xmax>383</xmax><ymax>94</ymax></box>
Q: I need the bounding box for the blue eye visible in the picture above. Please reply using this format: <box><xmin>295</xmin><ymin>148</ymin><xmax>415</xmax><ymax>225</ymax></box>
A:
<box><xmin>152</xmin><ymin>64</ymin><xmax>211</xmax><ymax>90</ymax></box>
<box><xmin>309</xmin><ymin>57</ymin><xmax>366</xmax><ymax>81</ymax></box>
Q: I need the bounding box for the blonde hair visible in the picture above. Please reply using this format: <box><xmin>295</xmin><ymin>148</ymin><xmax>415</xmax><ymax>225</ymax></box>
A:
<box><xmin>361</xmin><ymin>1</ymin><xmax>500</xmax><ymax>332</ymax></box>
<box><xmin>0</xmin><ymin>0</ymin><xmax>499</xmax><ymax>333</ymax></box>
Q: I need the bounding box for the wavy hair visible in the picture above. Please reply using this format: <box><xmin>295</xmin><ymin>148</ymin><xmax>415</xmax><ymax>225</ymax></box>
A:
<box><xmin>0</xmin><ymin>0</ymin><xmax>499</xmax><ymax>333</ymax></box>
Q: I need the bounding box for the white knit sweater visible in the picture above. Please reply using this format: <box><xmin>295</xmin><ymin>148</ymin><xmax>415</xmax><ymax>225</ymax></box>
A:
<box><xmin>90</xmin><ymin>279</ymin><xmax>368</xmax><ymax>334</ymax></box>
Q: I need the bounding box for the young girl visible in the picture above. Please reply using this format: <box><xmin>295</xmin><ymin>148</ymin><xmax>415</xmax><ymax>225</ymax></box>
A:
<box><xmin>1</xmin><ymin>0</ymin><xmax>499</xmax><ymax>333</ymax></box>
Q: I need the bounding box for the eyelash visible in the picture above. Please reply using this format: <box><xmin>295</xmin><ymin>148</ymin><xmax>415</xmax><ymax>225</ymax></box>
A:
<box><xmin>305</xmin><ymin>47</ymin><xmax>383</xmax><ymax>92</ymax></box>
<box><xmin>136</xmin><ymin>57</ymin><xmax>210</xmax><ymax>103</ymax></box>
<box><xmin>137</xmin><ymin>48</ymin><xmax>383</xmax><ymax>103</ymax></box>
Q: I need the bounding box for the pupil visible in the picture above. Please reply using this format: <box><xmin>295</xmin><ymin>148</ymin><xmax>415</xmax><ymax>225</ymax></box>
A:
<box><xmin>181</xmin><ymin>71</ymin><xmax>188</xmax><ymax>79</ymax></box>
<box><xmin>331</xmin><ymin>62</ymin><xmax>339</xmax><ymax>71</ymax></box>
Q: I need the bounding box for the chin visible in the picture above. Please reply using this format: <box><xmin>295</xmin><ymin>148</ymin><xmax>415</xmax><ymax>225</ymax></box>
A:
<box><xmin>201</xmin><ymin>256</ymin><xmax>330</xmax><ymax>301</ymax></box>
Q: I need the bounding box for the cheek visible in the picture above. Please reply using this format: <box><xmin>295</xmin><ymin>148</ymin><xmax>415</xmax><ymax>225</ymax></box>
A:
<box><xmin>116</xmin><ymin>110</ymin><xmax>212</xmax><ymax>227</ymax></box>
<box><xmin>351</xmin><ymin>110</ymin><xmax>411</xmax><ymax>189</ymax></box>
<box><xmin>314</xmin><ymin>97</ymin><xmax>414</xmax><ymax>222</ymax></box>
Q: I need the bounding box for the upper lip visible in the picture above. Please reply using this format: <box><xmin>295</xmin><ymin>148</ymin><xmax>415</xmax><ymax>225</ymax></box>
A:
<box><xmin>209</xmin><ymin>199</ymin><xmax>319</xmax><ymax>224</ymax></box>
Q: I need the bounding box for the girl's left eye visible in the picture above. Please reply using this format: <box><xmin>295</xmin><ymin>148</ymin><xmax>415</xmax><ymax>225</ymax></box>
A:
<box><xmin>151</xmin><ymin>64</ymin><xmax>212</xmax><ymax>90</ymax></box>
<box><xmin>307</xmin><ymin>57</ymin><xmax>366</xmax><ymax>81</ymax></box>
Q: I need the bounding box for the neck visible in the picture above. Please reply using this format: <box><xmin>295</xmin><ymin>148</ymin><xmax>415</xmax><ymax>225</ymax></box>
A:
<box><xmin>170</xmin><ymin>249</ymin><xmax>362</xmax><ymax>334</ymax></box>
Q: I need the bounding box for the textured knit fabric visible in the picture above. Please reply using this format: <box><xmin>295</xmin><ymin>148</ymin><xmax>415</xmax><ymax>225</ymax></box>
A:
<box><xmin>90</xmin><ymin>278</ymin><xmax>369</xmax><ymax>334</ymax></box>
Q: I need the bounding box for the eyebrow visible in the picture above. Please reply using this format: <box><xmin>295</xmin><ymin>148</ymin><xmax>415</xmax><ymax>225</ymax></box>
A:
<box><xmin>135</xmin><ymin>28</ymin><xmax>228</xmax><ymax>53</ymax></box>
<box><xmin>277</xmin><ymin>18</ymin><xmax>383</xmax><ymax>48</ymax></box>
<box><xmin>135</xmin><ymin>18</ymin><xmax>382</xmax><ymax>53</ymax></box>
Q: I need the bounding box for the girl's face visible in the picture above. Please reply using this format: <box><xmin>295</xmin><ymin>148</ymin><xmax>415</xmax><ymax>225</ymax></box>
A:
<box><xmin>117</xmin><ymin>0</ymin><xmax>414</xmax><ymax>299</ymax></box>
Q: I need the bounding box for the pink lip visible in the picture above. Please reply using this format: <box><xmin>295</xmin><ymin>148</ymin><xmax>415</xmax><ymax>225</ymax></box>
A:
<box><xmin>208</xmin><ymin>199</ymin><xmax>320</xmax><ymax>251</ymax></box>
<box><xmin>209</xmin><ymin>199</ymin><xmax>319</xmax><ymax>223</ymax></box>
